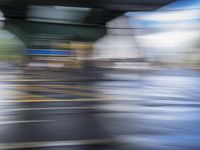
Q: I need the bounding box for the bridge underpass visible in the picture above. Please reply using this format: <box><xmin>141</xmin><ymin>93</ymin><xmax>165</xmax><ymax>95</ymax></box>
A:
<box><xmin>1</xmin><ymin>0</ymin><xmax>200</xmax><ymax>150</ymax></box>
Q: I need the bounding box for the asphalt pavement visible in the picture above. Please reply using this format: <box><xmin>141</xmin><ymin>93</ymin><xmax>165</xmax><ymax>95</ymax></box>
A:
<box><xmin>0</xmin><ymin>68</ymin><xmax>200</xmax><ymax>150</ymax></box>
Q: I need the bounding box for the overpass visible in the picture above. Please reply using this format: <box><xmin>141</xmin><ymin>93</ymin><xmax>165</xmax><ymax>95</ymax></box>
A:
<box><xmin>0</xmin><ymin>0</ymin><xmax>177</xmax><ymax>42</ymax></box>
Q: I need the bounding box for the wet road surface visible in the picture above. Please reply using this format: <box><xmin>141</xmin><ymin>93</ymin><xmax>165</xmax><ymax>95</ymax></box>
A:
<box><xmin>0</xmin><ymin>69</ymin><xmax>200</xmax><ymax>150</ymax></box>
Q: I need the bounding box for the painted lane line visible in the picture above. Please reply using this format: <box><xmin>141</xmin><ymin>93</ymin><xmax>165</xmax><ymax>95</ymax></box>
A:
<box><xmin>0</xmin><ymin>98</ymin><xmax>104</xmax><ymax>103</ymax></box>
<box><xmin>0</xmin><ymin>120</ymin><xmax>51</xmax><ymax>125</ymax></box>
<box><xmin>0</xmin><ymin>106</ymin><xmax>97</xmax><ymax>112</ymax></box>
<box><xmin>16</xmin><ymin>86</ymin><xmax>97</xmax><ymax>97</ymax></box>
<box><xmin>0</xmin><ymin>138</ymin><xmax>116</xmax><ymax>149</ymax></box>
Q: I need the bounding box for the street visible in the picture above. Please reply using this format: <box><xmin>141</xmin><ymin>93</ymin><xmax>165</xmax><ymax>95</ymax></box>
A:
<box><xmin>0</xmin><ymin>68</ymin><xmax>200</xmax><ymax>150</ymax></box>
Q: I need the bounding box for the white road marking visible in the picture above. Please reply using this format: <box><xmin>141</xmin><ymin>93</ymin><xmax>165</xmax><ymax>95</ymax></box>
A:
<box><xmin>0</xmin><ymin>106</ymin><xmax>97</xmax><ymax>112</ymax></box>
<box><xmin>0</xmin><ymin>138</ymin><xmax>116</xmax><ymax>149</ymax></box>
<box><xmin>0</xmin><ymin>120</ymin><xmax>51</xmax><ymax>125</ymax></box>
<box><xmin>0</xmin><ymin>134</ymin><xmax>193</xmax><ymax>149</ymax></box>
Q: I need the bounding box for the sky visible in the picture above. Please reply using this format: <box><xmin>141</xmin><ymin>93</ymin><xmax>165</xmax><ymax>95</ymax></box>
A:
<box><xmin>126</xmin><ymin>0</ymin><xmax>200</xmax><ymax>28</ymax></box>
<box><xmin>125</xmin><ymin>0</ymin><xmax>200</xmax><ymax>53</ymax></box>
<box><xmin>160</xmin><ymin>0</ymin><xmax>200</xmax><ymax>10</ymax></box>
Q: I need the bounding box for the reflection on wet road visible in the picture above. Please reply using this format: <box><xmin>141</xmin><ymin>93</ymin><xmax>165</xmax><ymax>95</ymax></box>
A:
<box><xmin>0</xmin><ymin>69</ymin><xmax>200</xmax><ymax>150</ymax></box>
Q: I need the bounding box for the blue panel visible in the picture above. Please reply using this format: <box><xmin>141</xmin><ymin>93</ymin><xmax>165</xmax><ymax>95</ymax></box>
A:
<box><xmin>28</xmin><ymin>49</ymin><xmax>76</xmax><ymax>56</ymax></box>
